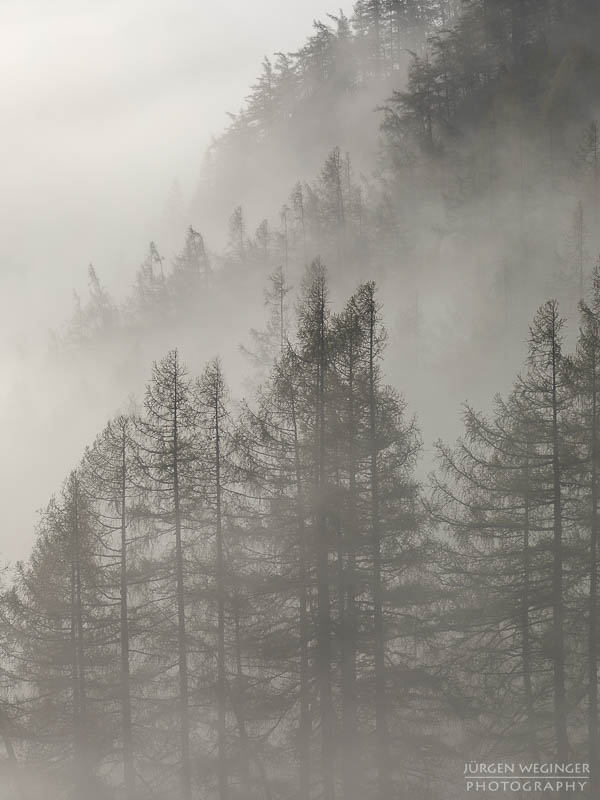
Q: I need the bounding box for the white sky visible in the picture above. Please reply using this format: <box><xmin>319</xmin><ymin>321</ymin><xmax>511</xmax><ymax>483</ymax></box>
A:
<box><xmin>1</xmin><ymin>0</ymin><xmax>352</xmax><ymax>334</ymax></box>
<box><xmin>1</xmin><ymin>0</ymin><xmax>353</xmax><ymax>564</ymax></box>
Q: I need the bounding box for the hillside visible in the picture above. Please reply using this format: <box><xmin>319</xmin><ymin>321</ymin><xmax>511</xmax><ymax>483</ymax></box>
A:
<box><xmin>5</xmin><ymin>3</ymin><xmax>600</xmax><ymax>800</ymax></box>
<box><xmin>45</xmin><ymin>0</ymin><xmax>600</xmax><ymax>456</ymax></box>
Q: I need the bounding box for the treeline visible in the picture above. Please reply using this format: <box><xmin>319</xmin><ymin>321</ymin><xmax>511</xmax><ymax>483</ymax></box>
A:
<box><xmin>198</xmin><ymin>0</ymin><xmax>599</xmax><ymax>242</ymax></box>
<box><xmin>61</xmin><ymin>147</ymin><xmax>377</xmax><ymax>349</ymax></box>
<box><xmin>195</xmin><ymin>0</ymin><xmax>464</xmax><ymax>221</ymax></box>
<box><xmin>201</xmin><ymin>0</ymin><xmax>588</xmax><ymax>204</ymax></box>
<box><xmin>59</xmin><ymin>0</ymin><xmax>600</xmax><ymax>372</ymax></box>
<box><xmin>63</xmin><ymin>117</ymin><xmax>600</xmax><ymax>362</ymax></box>
<box><xmin>8</xmin><ymin>257</ymin><xmax>600</xmax><ymax>799</ymax></box>
<box><xmin>205</xmin><ymin>0</ymin><xmax>462</xmax><ymax>149</ymax></box>
<box><xmin>385</xmin><ymin>0</ymin><xmax>595</xmax><ymax>149</ymax></box>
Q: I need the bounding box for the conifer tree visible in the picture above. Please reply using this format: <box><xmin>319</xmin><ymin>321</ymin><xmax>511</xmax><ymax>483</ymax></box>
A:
<box><xmin>6</xmin><ymin>477</ymin><xmax>114</xmax><ymax>799</ymax></box>
<box><xmin>567</xmin><ymin>267</ymin><xmax>600</xmax><ymax>792</ymax></box>
<box><xmin>197</xmin><ymin>359</ymin><xmax>231</xmax><ymax>800</ymax></box>
<box><xmin>82</xmin><ymin>415</ymin><xmax>140</xmax><ymax>799</ymax></box>
<box><xmin>297</xmin><ymin>260</ymin><xmax>336</xmax><ymax>800</ymax></box>
<box><xmin>135</xmin><ymin>349</ymin><xmax>199</xmax><ymax>800</ymax></box>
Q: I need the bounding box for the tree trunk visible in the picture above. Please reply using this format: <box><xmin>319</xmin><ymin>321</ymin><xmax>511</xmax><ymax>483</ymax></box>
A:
<box><xmin>233</xmin><ymin>589</ymin><xmax>251</xmax><ymax>797</ymax></box>
<box><xmin>215</xmin><ymin>387</ymin><xmax>229</xmax><ymax>800</ymax></box>
<box><xmin>341</xmin><ymin>326</ymin><xmax>359</xmax><ymax>800</ymax></box>
<box><xmin>72</xmin><ymin>477</ymin><xmax>89</xmax><ymax>795</ymax></box>
<box><xmin>315</xmin><ymin>286</ymin><xmax>335</xmax><ymax>800</ymax></box>
<box><xmin>521</xmin><ymin>444</ymin><xmax>538</xmax><ymax>759</ymax></box>
<box><xmin>590</xmin><ymin>339</ymin><xmax>599</xmax><ymax>796</ymax></box>
<box><xmin>173</xmin><ymin>389</ymin><xmax>192</xmax><ymax>800</ymax></box>
<box><xmin>550</xmin><ymin>327</ymin><xmax>569</xmax><ymax>765</ymax></box>
<box><xmin>291</xmin><ymin>389</ymin><xmax>311</xmax><ymax>800</ymax></box>
<box><xmin>0</xmin><ymin>708</ymin><xmax>27</xmax><ymax>800</ymax></box>
<box><xmin>511</xmin><ymin>0</ymin><xmax>526</xmax><ymax>64</ymax></box>
<box><xmin>368</xmin><ymin>297</ymin><xmax>390</xmax><ymax>800</ymax></box>
<box><xmin>120</xmin><ymin>431</ymin><xmax>135</xmax><ymax>798</ymax></box>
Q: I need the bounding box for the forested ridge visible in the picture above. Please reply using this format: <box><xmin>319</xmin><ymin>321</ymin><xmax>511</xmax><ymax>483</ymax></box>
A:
<box><xmin>6</xmin><ymin>1</ymin><xmax>600</xmax><ymax>799</ymax></box>
<box><xmin>61</xmin><ymin>0</ymin><xmax>600</xmax><ymax>352</ymax></box>
<box><xmin>55</xmin><ymin>0</ymin><xmax>600</xmax><ymax>439</ymax></box>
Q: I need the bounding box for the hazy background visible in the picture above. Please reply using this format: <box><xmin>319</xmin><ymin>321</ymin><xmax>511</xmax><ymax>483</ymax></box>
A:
<box><xmin>3</xmin><ymin>0</ymin><xmax>587</xmax><ymax>569</ymax></box>
<box><xmin>2</xmin><ymin>0</ymin><xmax>354</xmax><ymax>324</ymax></box>
<box><xmin>1</xmin><ymin>0</ymin><xmax>354</xmax><ymax>564</ymax></box>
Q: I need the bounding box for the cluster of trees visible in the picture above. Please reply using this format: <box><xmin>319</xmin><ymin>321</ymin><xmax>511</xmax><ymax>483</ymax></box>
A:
<box><xmin>9</xmin><ymin>254</ymin><xmax>600</xmax><ymax>800</ymax></box>
<box><xmin>10</xmin><ymin>257</ymin><xmax>600</xmax><ymax>799</ymax></box>
<box><xmin>217</xmin><ymin>0</ymin><xmax>599</xmax><ymax>165</ymax></box>
<box><xmin>23</xmin><ymin>4</ymin><xmax>600</xmax><ymax>793</ymax></box>
<box><xmin>13</xmin><ymin>4</ymin><xmax>600</xmax><ymax>798</ymax></box>
<box><xmin>199</xmin><ymin>0</ymin><xmax>600</xmax><ymax>230</ymax></box>
<box><xmin>211</xmin><ymin>1</ymin><xmax>462</xmax><ymax>145</ymax></box>
<box><xmin>4</xmin><ymin>264</ymin><xmax>439</xmax><ymax>800</ymax></box>
<box><xmin>433</xmin><ymin>269</ymin><xmax>600</xmax><ymax>797</ymax></box>
<box><xmin>386</xmin><ymin>0</ymin><xmax>593</xmax><ymax>148</ymax></box>
<box><xmin>223</xmin><ymin>0</ymin><xmax>593</xmax><ymax>159</ymax></box>
<box><xmin>61</xmin><ymin>147</ymin><xmax>371</xmax><ymax>350</ymax></box>
<box><xmin>380</xmin><ymin>0</ymin><xmax>600</xmax><ymax>255</ymax></box>
<box><xmin>12</xmin><ymin>240</ymin><xmax>600</xmax><ymax>800</ymax></box>
<box><xmin>210</xmin><ymin>0</ymin><xmax>594</xmax><ymax>166</ymax></box>
<box><xmin>192</xmin><ymin>1</ymin><xmax>469</xmax><ymax>237</ymax></box>
<box><xmin>59</xmin><ymin>0</ymin><xmax>600</xmax><ymax>381</ymax></box>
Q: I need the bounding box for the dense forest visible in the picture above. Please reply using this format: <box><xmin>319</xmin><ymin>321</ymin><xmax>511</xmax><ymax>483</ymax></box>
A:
<box><xmin>5</xmin><ymin>1</ymin><xmax>600</xmax><ymax>798</ymax></box>
<box><xmin>52</xmin><ymin>0</ymin><xmax>600</xmax><ymax>446</ymax></box>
